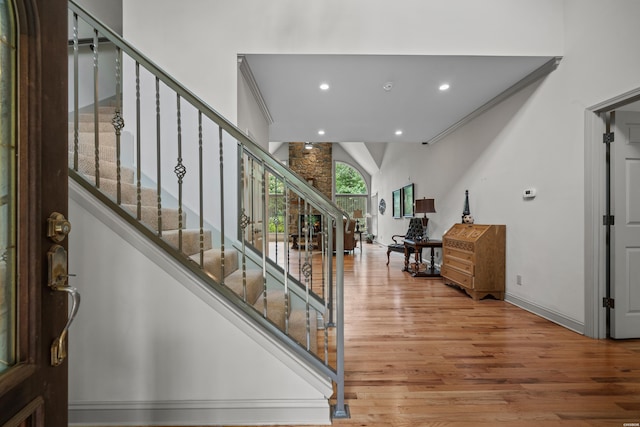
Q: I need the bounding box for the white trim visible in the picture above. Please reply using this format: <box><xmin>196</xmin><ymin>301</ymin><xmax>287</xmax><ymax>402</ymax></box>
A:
<box><xmin>583</xmin><ymin>110</ymin><xmax>607</xmax><ymax>339</ymax></box>
<box><xmin>69</xmin><ymin>399</ymin><xmax>330</xmax><ymax>426</ymax></box>
<box><xmin>238</xmin><ymin>55</ymin><xmax>274</xmax><ymax>125</ymax></box>
<box><xmin>583</xmin><ymin>87</ymin><xmax>640</xmax><ymax>339</ymax></box>
<box><xmin>505</xmin><ymin>294</ymin><xmax>584</xmax><ymax>335</ymax></box>
<box><xmin>69</xmin><ymin>179</ymin><xmax>333</xmax><ymax>398</ymax></box>
<box><xmin>426</xmin><ymin>57</ymin><xmax>562</xmax><ymax>145</ymax></box>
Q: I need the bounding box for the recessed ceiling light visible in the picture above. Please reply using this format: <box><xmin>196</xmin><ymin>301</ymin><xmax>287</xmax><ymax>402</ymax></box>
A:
<box><xmin>395</xmin><ymin>130</ymin><xmax>403</xmax><ymax>136</ymax></box>
<box><xmin>318</xmin><ymin>130</ymin><xmax>325</xmax><ymax>136</ymax></box>
<box><xmin>319</xmin><ymin>83</ymin><xmax>330</xmax><ymax>91</ymax></box>
<box><xmin>439</xmin><ymin>83</ymin><xmax>450</xmax><ymax>91</ymax></box>
<box><xmin>383</xmin><ymin>82</ymin><xmax>393</xmax><ymax>91</ymax></box>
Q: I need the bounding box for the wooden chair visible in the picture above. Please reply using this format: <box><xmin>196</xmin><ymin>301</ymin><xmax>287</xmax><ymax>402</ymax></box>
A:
<box><xmin>386</xmin><ymin>218</ymin><xmax>426</xmax><ymax>266</ymax></box>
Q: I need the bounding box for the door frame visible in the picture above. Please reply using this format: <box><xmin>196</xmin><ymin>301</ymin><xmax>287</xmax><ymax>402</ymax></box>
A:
<box><xmin>584</xmin><ymin>86</ymin><xmax>640</xmax><ymax>339</ymax></box>
<box><xmin>0</xmin><ymin>0</ymin><xmax>69</xmax><ymax>424</ymax></box>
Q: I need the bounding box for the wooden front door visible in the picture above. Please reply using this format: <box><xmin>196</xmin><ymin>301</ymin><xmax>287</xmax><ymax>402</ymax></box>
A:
<box><xmin>0</xmin><ymin>0</ymin><xmax>70</xmax><ymax>425</ymax></box>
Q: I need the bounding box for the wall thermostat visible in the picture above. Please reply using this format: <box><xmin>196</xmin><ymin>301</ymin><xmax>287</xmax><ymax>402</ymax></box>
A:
<box><xmin>523</xmin><ymin>188</ymin><xmax>537</xmax><ymax>199</ymax></box>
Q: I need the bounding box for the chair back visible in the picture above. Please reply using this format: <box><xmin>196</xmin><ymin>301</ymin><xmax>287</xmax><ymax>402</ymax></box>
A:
<box><xmin>405</xmin><ymin>218</ymin><xmax>425</xmax><ymax>240</ymax></box>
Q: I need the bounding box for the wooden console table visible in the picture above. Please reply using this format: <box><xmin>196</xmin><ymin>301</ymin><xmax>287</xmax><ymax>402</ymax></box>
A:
<box><xmin>403</xmin><ymin>239</ymin><xmax>442</xmax><ymax>277</ymax></box>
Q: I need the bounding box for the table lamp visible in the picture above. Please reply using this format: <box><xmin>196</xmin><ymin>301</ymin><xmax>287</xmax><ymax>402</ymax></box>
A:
<box><xmin>353</xmin><ymin>209</ymin><xmax>363</xmax><ymax>233</ymax></box>
<box><xmin>415</xmin><ymin>198</ymin><xmax>436</xmax><ymax>229</ymax></box>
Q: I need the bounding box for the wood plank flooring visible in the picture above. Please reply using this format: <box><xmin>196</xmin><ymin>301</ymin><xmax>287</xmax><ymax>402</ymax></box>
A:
<box><xmin>253</xmin><ymin>242</ymin><xmax>640</xmax><ymax>426</ymax></box>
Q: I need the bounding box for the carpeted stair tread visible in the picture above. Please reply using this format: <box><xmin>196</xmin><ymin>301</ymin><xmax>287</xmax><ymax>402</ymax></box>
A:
<box><xmin>70</xmin><ymin>121</ymin><xmax>115</xmax><ymax>132</ymax></box>
<box><xmin>70</xmin><ymin>152</ymin><xmax>135</xmax><ymax>183</ymax></box>
<box><xmin>221</xmin><ymin>269</ymin><xmax>264</xmax><ymax>306</ymax></box>
<box><xmin>78</xmin><ymin>112</ymin><xmax>117</xmax><ymax>123</ymax></box>
<box><xmin>163</xmin><ymin>229</ymin><xmax>212</xmax><ymax>256</ymax></box>
<box><xmin>82</xmin><ymin>175</ymin><xmax>157</xmax><ymax>206</ymax></box>
<box><xmin>189</xmin><ymin>248</ymin><xmax>238</xmax><ymax>281</ymax></box>
<box><xmin>71</xmin><ymin>138</ymin><xmax>119</xmax><ymax>163</ymax></box>
<box><xmin>70</xmin><ymin>131</ymin><xmax>120</xmax><ymax>148</ymax></box>
<box><xmin>122</xmin><ymin>204</ymin><xmax>185</xmax><ymax>231</ymax></box>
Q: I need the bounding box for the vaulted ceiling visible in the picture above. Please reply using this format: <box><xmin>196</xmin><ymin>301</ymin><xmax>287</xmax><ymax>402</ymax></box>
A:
<box><xmin>241</xmin><ymin>54</ymin><xmax>560</xmax><ymax>174</ymax></box>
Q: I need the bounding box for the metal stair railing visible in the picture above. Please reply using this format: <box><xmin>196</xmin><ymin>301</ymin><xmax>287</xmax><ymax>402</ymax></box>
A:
<box><xmin>67</xmin><ymin>0</ymin><xmax>349</xmax><ymax>419</ymax></box>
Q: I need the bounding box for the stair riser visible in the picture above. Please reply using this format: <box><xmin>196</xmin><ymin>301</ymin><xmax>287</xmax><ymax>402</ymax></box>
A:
<box><xmin>71</xmin><ymin>141</ymin><xmax>120</xmax><ymax>164</ymax></box>
<box><xmin>70</xmin><ymin>121</ymin><xmax>116</xmax><ymax>133</ymax></box>
<box><xmin>91</xmin><ymin>176</ymin><xmax>157</xmax><ymax>206</ymax></box>
<box><xmin>70</xmin><ymin>131</ymin><xmax>119</xmax><ymax>147</ymax></box>
<box><xmin>71</xmin><ymin>154</ymin><xmax>135</xmax><ymax>184</ymax></box>
<box><xmin>191</xmin><ymin>249</ymin><xmax>238</xmax><ymax>281</ymax></box>
<box><xmin>164</xmin><ymin>229</ymin><xmax>212</xmax><ymax>256</ymax></box>
<box><xmin>122</xmin><ymin>205</ymin><xmax>186</xmax><ymax>231</ymax></box>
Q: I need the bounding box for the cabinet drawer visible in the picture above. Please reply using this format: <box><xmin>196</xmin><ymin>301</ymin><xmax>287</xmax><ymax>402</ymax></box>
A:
<box><xmin>443</xmin><ymin>246</ymin><xmax>474</xmax><ymax>263</ymax></box>
<box><xmin>444</xmin><ymin>256</ymin><xmax>473</xmax><ymax>274</ymax></box>
<box><xmin>441</xmin><ymin>265</ymin><xmax>473</xmax><ymax>289</ymax></box>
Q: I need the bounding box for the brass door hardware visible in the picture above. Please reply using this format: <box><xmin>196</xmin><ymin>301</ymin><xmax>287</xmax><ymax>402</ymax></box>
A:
<box><xmin>46</xmin><ymin>214</ymin><xmax>80</xmax><ymax>366</ymax></box>
<box><xmin>47</xmin><ymin>212</ymin><xmax>71</xmax><ymax>243</ymax></box>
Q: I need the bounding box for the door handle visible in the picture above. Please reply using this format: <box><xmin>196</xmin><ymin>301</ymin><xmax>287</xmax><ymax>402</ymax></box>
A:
<box><xmin>47</xmin><ymin>244</ymin><xmax>81</xmax><ymax>366</ymax></box>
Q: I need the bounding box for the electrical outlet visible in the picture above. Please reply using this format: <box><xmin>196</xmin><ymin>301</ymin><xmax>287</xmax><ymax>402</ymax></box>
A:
<box><xmin>516</xmin><ymin>275</ymin><xmax>523</xmax><ymax>286</ymax></box>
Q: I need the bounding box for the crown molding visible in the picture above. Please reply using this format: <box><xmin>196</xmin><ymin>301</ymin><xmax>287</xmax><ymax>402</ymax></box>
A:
<box><xmin>238</xmin><ymin>55</ymin><xmax>274</xmax><ymax>125</ymax></box>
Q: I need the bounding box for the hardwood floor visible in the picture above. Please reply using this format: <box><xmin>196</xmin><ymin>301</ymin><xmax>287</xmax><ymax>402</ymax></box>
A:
<box><xmin>258</xmin><ymin>242</ymin><xmax>640</xmax><ymax>426</ymax></box>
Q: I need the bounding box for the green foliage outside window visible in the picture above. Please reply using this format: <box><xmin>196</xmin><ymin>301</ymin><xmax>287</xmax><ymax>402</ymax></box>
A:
<box><xmin>335</xmin><ymin>162</ymin><xmax>366</xmax><ymax>194</ymax></box>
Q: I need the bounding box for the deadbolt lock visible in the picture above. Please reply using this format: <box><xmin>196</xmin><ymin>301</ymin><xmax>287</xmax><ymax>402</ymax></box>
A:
<box><xmin>47</xmin><ymin>212</ymin><xmax>71</xmax><ymax>243</ymax></box>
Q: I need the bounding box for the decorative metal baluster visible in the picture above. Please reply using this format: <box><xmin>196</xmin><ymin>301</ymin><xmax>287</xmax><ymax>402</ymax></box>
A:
<box><xmin>92</xmin><ymin>29</ymin><xmax>100</xmax><ymax>187</ymax></box>
<box><xmin>135</xmin><ymin>62</ymin><xmax>142</xmax><ymax>221</ymax></box>
<box><xmin>274</xmin><ymin>173</ymin><xmax>280</xmax><ymax>265</ymax></box>
<box><xmin>155</xmin><ymin>76</ymin><xmax>162</xmax><ymax>234</ymax></box>
<box><xmin>72</xmin><ymin>12</ymin><xmax>79</xmax><ymax>171</ymax></box>
<box><xmin>283</xmin><ymin>179</ymin><xmax>290</xmax><ymax>334</ymax></box>
<box><xmin>238</xmin><ymin>149</ymin><xmax>248</xmax><ymax>301</ymax></box>
<box><xmin>250</xmin><ymin>157</ymin><xmax>255</xmax><ymax>245</ymax></box>
<box><xmin>238</xmin><ymin>149</ymin><xmax>250</xmax><ymax>302</ymax></box>
<box><xmin>302</xmin><ymin>242</ymin><xmax>312</xmax><ymax>351</ymax></box>
<box><xmin>302</xmin><ymin>203</ymin><xmax>312</xmax><ymax>351</ymax></box>
<box><xmin>297</xmin><ymin>195</ymin><xmax>302</xmax><ymax>282</ymax></box>
<box><xmin>218</xmin><ymin>126</ymin><xmax>225</xmax><ymax>285</ymax></box>
<box><xmin>112</xmin><ymin>47</ymin><xmax>125</xmax><ymax>205</ymax></box>
<box><xmin>323</xmin><ymin>217</ymin><xmax>330</xmax><ymax>364</ymax></box>
<box><xmin>260</xmin><ymin>163</ymin><xmax>268</xmax><ymax>291</ymax></box>
<box><xmin>175</xmin><ymin>95</ymin><xmax>186</xmax><ymax>253</ymax></box>
<box><xmin>327</xmin><ymin>218</ymin><xmax>335</xmax><ymax>326</ymax></box>
<box><xmin>198</xmin><ymin>112</ymin><xmax>204</xmax><ymax>267</ymax></box>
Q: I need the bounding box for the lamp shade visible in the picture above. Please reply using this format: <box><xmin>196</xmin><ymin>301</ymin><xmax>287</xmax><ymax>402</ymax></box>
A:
<box><xmin>415</xmin><ymin>198</ymin><xmax>436</xmax><ymax>214</ymax></box>
<box><xmin>352</xmin><ymin>209</ymin><xmax>363</xmax><ymax>219</ymax></box>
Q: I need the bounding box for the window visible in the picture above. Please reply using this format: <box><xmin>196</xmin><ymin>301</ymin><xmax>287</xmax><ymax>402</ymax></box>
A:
<box><xmin>334</xmin><ymin>162</ymin><xmax>367</xmax><ymax>232</ymax></box>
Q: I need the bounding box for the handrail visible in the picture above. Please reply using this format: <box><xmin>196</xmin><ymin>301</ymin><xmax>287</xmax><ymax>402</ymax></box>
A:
<box><xmin>68</xmin><ymin>0</ymin><xmax>348</xmax><ymax>419</ymax></box>
<box><xmin>68</xmin><ymin>0</ymin><xmax>345</xmax><ymax>221</ymax></box>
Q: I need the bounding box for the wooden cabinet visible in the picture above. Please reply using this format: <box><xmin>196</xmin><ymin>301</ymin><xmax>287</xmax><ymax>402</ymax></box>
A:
<box><xmin>441</xmin><ymin>224</ymin><xmax>505</xmax><ymax>300</ymax></box>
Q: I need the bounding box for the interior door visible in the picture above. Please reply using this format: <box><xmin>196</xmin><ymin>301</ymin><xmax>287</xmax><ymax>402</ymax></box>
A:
<box><xmin>0</xmin><ymin>0</ymin><xmax>70</xmax><ymax>425</ymax></box>
<box><xmin>611</xmin><ymin>110</ymin><xmax>640</xmax><ymax>338</ymax></box>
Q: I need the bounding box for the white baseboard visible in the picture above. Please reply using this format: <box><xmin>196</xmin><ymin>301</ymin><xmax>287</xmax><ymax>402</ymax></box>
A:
<box><xmin>69</xmin><ymin>399</ymin><xmax>331</xmax><ymax>426</ymax></box>
<box><xmin>505</xmin><ymin>293</ymin><xmax>585</xmax><ymax>335</ymax></box>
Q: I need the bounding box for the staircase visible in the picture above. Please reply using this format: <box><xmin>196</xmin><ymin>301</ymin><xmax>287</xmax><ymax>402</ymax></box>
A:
<box><xmin>70</xmin><ymin>106</ymin><xmax>318</xmax><ymax>352</ymax></box>
<box><xmin>67</xmin><ymin>1</ymin><xmax>345</xmax><ymax>422</ymax></box>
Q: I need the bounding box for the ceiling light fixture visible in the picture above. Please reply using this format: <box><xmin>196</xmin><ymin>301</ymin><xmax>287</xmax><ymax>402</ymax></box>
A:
<box><xmin>304</xmin><ymin>142</ymin><xmax>313</xmax><ymax>150</ymax></box>
<box><xmin>318</xmin><ymin>130</ymin><xmax>325</xmax><ymax>136</ymax></box>
<box><xmin>439</xmin><ymin>83</ymin><xmax>450</xmax><ymax>91</ymax></box>
<box><xmin>395</xmin><ymin>130</ymin><xmax>403</xmax><ymax>136</ymax></box>
<box><xmin>383</xmin><ymin>82</ymin><xmax>393</xmax><ymax>91</ymax></box>
<box><xmin>319</xmin><ymin>83</ymin><xmax>330</xmax><ymax>91</ymax></box>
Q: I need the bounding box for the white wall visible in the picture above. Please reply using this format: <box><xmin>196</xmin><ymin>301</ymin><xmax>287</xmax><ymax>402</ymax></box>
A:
<box><xmin>375</xmin><ymin>0</ymin><xmax>640</xmax><ymax>328</ymax></box>
<box><xmin>74</xmin><ymin>0</ymin><xmax>123</xmax><ymax>34</ymax></box>
<box><xmin>122</xmin><ymin>0</ymin><xmax>563</xmax><ymax>125</ymax></box>
<box><xmin>68</xmin><ymin>188</ymin><xmax>331</xmax><ymax>425</ymax></box>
